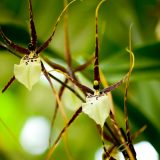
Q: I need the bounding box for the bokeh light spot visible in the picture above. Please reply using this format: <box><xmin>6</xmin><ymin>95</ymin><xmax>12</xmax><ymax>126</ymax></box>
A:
<box><xmin>20</xmin><ymin>116</ymin><xmax>50</xmax><ymax>155</ymax></box>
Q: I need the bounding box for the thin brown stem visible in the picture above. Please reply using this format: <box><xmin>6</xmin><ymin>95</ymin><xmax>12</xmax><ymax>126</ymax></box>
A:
<box><xmin>110</xmin><ymin>111</ymin><xmax>135</xmax><ymax>160</ymax></box>
<box><xmin>49</xmin><ymin>78</ymin><xmax>68</xmax><ymax>146</ymax></box>
<box><xmin>123</xmin><ymin>25</ymin><xmax>136</xmax><ymax>159</ymax></box>
<box><xmin>41</xmin><ymin>62</ymin><xmax>68</xmax><ymax>124</ymax></box>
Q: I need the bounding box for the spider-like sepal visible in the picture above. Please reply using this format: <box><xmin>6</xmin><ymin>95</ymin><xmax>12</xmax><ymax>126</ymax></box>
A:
<box><xmin>101</xmin><ymin>79</ymin><xmax>123</xmax><ymax>94</ymax></box>
<box><xmin>2</xmin><ymin>76</ymin><xmax>15</xmax><ymax>93</ymax></box>
<box><xmin>0</xmin><ymin>27</ymin><xmax>30</xmax><ymax>54</ymax></box>
<box><xmin>36</xmin><ymin>0</ymin><xmax>76</xmax><ymax>54</ymax></box>
<box><xmin>28</xmin><ymin>0</ymin><xmax>37</xmax><ymax>50</ymax></box>
<box><xmin>93</xmin><ymin>0</ymin><xmax>106</xmax><ymax>89</ymax></box>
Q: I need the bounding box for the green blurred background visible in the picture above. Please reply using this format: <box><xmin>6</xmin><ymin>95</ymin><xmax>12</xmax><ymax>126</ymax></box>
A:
<box><xmin>0</xmin><ymin>0</ymin><xmax>160</xmax><ymax>159</ymax></box>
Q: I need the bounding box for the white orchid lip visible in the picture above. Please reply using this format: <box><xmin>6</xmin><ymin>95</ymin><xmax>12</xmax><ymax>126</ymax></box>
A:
<box><xmin>14</xmin><ymin>52</ymin><xmax>41</xmax><ymax>90</ymax></box>
<box><xmin>82</xmin><ymin>92</ymin><xmax>111</xmax><ymax>128</ymax></box>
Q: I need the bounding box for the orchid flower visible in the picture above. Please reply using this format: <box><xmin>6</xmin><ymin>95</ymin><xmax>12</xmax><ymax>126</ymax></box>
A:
<box><xmin>0</xmin><ymin>0</ymin><xmax>76</xmax><ymax>91</ymax></box>
<box><xmin>46</xmin><ymin>0</ymin><xmax>135</xmax><ymax>159</ymax></box>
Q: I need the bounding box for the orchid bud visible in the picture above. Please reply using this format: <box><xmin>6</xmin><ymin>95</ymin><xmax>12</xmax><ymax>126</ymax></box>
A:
<box><xmin>14</xmin><ymin>52</ymin><xmax>41</xmax><ymax>90</ymax></box>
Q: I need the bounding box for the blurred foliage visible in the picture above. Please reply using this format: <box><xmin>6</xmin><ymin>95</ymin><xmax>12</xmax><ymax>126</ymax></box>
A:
<box><xmin>0</xmin><ymin>0</ymin><xmax>160</xmax><ymax>159</ymax></box>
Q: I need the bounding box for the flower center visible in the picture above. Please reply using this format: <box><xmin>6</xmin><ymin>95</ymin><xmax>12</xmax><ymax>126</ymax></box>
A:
<box><xmin>21</xmin><ymin>52</ymin><xmax>39</xmax><ymax>65</ymax></box>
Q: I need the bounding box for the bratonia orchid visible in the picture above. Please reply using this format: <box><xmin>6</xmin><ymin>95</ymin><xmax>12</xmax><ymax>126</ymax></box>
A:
<box><xmin>0</xmin><ymin>0</ymin><xmax>146</xmax><ymax>160</ymax></box>
<box><xmin>0</xmin><ymin>0</ymin><xmax>76</xmax><ymax>92</ymax></box>
<box><xmin>45</xmin><ymin>1</ymin><xmax>139</xmax><ymax>160</ymax></box>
